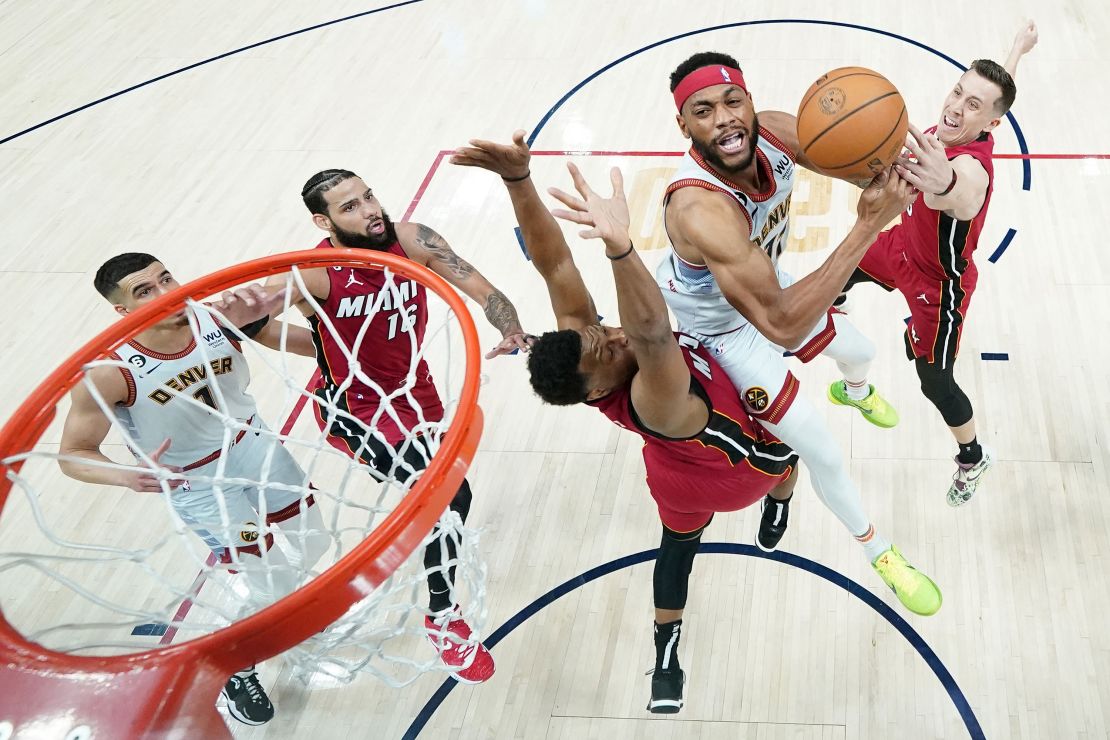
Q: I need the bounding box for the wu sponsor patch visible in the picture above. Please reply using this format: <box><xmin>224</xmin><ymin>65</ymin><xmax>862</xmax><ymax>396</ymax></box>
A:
<box><xmin>745</xmin><ymin>386</ymin><xmax>770</xmax><ymax>412</ymax></box>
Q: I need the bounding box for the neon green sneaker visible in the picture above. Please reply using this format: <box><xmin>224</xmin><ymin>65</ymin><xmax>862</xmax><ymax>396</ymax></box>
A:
<box><xmin>827</xmin><ymin>381</ymin><xmax>899</xmax><ymax>428</ymax></box>
<box><xmin>871</xmin><ymin>545</ymin><xmax>942</xmax><ymax>616</ymax></box>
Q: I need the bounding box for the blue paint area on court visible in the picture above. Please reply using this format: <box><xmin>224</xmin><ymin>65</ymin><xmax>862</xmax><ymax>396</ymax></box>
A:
<box><xmin>526</xmin><ymin>18</ymin><xmax>1029</xmax><ymax>265</ymax></box>
<box><xmin>130</xmin><ymin>623</ymin><xmax>169</xmax><ymax>637</ymax></box>
<box><xmin>981</xmin><ymin>352</ymin><xmax>1009</xmax><ymax>360</ymax></box>
<box><xmin>0</xmin><ymin>1</ymin><xmax>426</xmax><ymax>145</ymax></box>
<box><xmin>402</xmin><ymin>544</ymin><xmax>985</xmax><ymax>740</ymax></box>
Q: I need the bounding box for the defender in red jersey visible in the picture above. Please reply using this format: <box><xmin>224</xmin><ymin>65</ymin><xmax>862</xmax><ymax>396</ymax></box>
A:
<box><xmin>845</xmin><ymin>22</ymin><xmax>1037</xmax><ymax>507</ymax></box>
<box><xmin>268</xmin><ymin>170</ymin><xmax>531</xmax><ymax>684</ymax></box>
<box><xmin>452</xmin><ymin>132</ymin><xmax>804</xmax><ymax>715</ymax></box>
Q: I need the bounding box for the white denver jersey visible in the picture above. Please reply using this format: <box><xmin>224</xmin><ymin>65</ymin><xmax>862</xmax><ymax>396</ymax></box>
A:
<box><xmin>657</xmin><ymin>127</ymin><xmax>796</xmax><ymax>337</ymax></box>
<box><xmin>112</xmin><ymin>311</ymin><xmax>258</xmax><ymax>469</ymax></box>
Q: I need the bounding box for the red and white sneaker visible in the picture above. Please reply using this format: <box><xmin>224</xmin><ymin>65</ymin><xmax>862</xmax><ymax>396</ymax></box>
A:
<box><xmin>425</xmin><ymin>609</ymin><xmax>495</xmax><ymax>684</ymax></box>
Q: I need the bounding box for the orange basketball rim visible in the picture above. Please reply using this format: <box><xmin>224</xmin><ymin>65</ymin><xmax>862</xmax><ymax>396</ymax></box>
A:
<box><xmin>0</xmin><ymin>249</ymin><xmax>483</xmax><ymax>739</ymax></box>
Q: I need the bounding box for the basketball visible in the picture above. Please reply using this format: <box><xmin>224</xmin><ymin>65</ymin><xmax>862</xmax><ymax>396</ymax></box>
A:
<box><xmin>796</xmin><ymin>66</ymin><xmax>908</xmax><ymax>181</ymax></box>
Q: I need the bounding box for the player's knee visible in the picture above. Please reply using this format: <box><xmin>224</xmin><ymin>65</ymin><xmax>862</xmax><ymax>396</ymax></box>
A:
<box><xmin>916</xmin><ymin>360</ymin><xmax>973</xmax><ymax>426</ymax></box>
<box><xmin>653</xmin><ymin>525</ymin><xmax>703</xmax><ymax>611</ymax></box>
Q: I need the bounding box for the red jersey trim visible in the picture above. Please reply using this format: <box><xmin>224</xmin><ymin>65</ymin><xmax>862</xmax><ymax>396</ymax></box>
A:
<box><xmin>127</xmin><ymin>337</ymin><xmax>197</xmax><ymax>361</ymax></box>
<box><xmin>181</xmin><ymin>416</ymin><xmax>254</xmax><ymax>472</ymax></box>
<box><xmin>793</xmin><ymin>308</ymin><xmax>840</xmax><ymax>363</ymax></box>
<box><xmin>266</xmin><ymin>494</ymin><xmax>316</xmax><ymax>525</ymax></box>
<box><xmin>749</xmin><ymin>373</ymin><xmax>799</xmax><ymax>424</ymax></box>
<box><xmin>108</xmin><ymin>351</ymin><xmax>137</xmax><ymax>407</ymax></box>
<box><xmin>689</xmin><ymin>145</ymin><xmax>778</xmax><ymax>203</ymax></box>
<box><xmin>665</xmin><ymin>179</ymin><xmax>754</xmax><ymax>232</ymax></box>
<box><xmin>758</xmin><ymin>125</ymin><xmax>796</xmax><ymax>163</ymax></box>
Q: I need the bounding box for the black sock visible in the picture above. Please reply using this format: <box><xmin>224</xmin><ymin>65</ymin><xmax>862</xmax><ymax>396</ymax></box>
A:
<box><xmin>428</xmin><ymin>586</ymin><xmax>453</xmax><ymax>615</ymax></box>
<box><xmin>767</xmin><ymin>492</ymin><xmax>793</xmax><ymax>505</ymax></box>
<box><xmin>957</xmin><ymin>438</ymin><xmax>983</xmax><ymax>465</ymax></box>
<box><xmin>654</xmin><ymin>620</ymin><xmax>682</xmax><ymax>671</ymax></box>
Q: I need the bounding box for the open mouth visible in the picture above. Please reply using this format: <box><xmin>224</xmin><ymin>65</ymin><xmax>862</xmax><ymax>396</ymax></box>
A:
<box><xmin>717</xmin><ymin>130</ymin><xmax>747</xmax><ymax>155</ymax></box>
<box><xmin>942</xmin><ymin>114</ymin><xmax>960</xmax><ymax>130</ymax></box>
<box><xmin>368</xmin><ymin>219</ymin><xmax>385</xmax><ymax>235</ymax></box>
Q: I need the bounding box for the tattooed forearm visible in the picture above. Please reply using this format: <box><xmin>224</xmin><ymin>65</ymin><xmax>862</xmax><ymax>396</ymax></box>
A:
<box><xmin>484</xmin><ymin>289</ymin><xmax>522</xmax><ymax>336</ymax></box>
<box><xmin>415</xmin><ymin>224</ymin><xmax>474</xmax><ymax>280</ymax></box>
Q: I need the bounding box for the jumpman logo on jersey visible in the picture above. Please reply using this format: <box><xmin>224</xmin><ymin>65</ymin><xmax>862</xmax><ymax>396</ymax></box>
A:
<box><xmin>917</xmin><ymin>293</ymin><xmax>929</xmax><ymax>303</ymax></box>
<box><xmin>345</xmin><ymin>270</ymin><xmax>364</xmax><ymax>288</ymax></box>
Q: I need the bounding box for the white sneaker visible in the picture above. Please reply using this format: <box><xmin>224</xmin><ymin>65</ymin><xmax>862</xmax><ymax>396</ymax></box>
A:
<box><xmin>947</xmin><ymin>445</ymin><xmax>994</xmax><ymax>507</ymax></box>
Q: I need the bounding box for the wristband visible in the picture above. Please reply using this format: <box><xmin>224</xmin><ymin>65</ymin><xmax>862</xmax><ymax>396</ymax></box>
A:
<box><xmin>501</xmin><ymin>171</ymin><xmax>531</xmax><ymax>183</ymax></box>
<box><xmin>935</xmin><ymin>168</ymin><xmax>958</xmax><ymax>196</ymax></box>
<box><xmin>606</xmin><ymin>241</ymin><xmax>635</xmax><ymax>261</ymax></box>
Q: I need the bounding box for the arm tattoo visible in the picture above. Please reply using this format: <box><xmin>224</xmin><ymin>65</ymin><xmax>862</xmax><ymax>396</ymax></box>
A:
<box><xmin>483</xmin><ymin>289</ymin><xmax>522</xmax><ymax>336</ymax></box>
<box><xmin>415</xmin><ymin>224</ymin><xmax>474</xmax><ymax>280</ymax></box>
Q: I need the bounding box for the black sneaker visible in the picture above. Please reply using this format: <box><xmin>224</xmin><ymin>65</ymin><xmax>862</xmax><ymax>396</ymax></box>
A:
<box><xmin>757</xmin><ymin>494</ymin><xmax>790</xmax><ymax>552</ymax></box>
<box><xmin>221</xmin><ymin>670</ymin><xmax>275</xmax><ymax>726</ymax></box>
<box><xmin>646</xmin><ymin>667</ymin><xmax>685</xmax><ymax>713</ymax></box>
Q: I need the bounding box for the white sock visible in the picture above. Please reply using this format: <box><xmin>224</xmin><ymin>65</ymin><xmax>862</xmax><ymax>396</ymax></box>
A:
<box><xmin>854</xmin><ymin>524</ymin><xmax>892</xmax><ymax>562</ymax></box>
<box><xmin>844</xmin><ymin>378</ymin><xmax>870</xmax><ymax>401</ymax></box>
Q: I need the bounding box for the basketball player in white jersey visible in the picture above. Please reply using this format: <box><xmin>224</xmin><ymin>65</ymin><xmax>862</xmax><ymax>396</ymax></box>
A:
<box><xmin>660</xmin><ymin>54</ymin><xmax>941</xmax><ymax>615</ymax></box>
<box><xmin>58</xmin><ymin>253</ymin><xmax>329</xmax><ymax>726</ymax></box>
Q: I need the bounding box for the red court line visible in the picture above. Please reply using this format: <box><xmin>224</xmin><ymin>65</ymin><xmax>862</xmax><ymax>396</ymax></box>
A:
<box><xmin>158</xmin><ymin>553</ymin><xmax>217</xmax><ymax>645</ymax></box>
<box><xmin>402</xmin><ymin>150</ymin><xmax>450</xmax><ymax>221</ymax></box>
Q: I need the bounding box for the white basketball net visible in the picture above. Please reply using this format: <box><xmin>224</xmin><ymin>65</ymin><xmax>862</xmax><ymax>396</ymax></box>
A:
<box><xmin>0</xmin><ymin>264</ymin><xmax>488</xmax><ymax>687</ymax></box>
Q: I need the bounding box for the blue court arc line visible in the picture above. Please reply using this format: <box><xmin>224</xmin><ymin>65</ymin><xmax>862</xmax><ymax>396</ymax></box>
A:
<box><xmin>0</xmin><ymin>0</ymin><xmax>426</xmax><ymax>146</ymax></box>
<box><xmin>988</xmin><ymin>228</ymin><xmax>1018</xmax><ymax>263</ymax></box>
<box><xmin>526</xmin><ymin>18</ymin><xmax>1031</xmax><ymax>193</ymax></box>
<box><xmin>981</xmin><ymin>352</ymin><xmax>1009</xmax><ymax>360</ymax></box>
<box><xmin>402</xmin><ymin>544</ymin><xmax>985</xmax><ymax>740</ymax></box>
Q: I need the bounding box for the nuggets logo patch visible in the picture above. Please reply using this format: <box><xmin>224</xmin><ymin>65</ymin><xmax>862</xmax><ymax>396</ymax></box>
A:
<box><xmin>240</xmin><ymin>522</ymin><xmax>259</xmax><ymax>543</ymax></box>
<box><xmin>745</xmin><ymin>386</ymin><xmax>770</xmax><ymax>412</ymax></box>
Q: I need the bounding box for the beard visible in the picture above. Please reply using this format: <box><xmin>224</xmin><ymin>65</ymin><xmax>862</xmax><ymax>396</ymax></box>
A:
<box><xmin>332</xmin><ymin>210</ymin><xmax>398</xmax><ymax>250</ymax></box>
<box><xmin>690</xmin><ymin>112</ymin><xmax>760</xmax><ymax>175</ymax></box>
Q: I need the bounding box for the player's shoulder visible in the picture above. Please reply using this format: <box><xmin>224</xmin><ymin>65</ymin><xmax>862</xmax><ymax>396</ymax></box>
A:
<box><xmin>755</xmin><ymin>110</ymin><xmax>800</xmax><ymax>158</ymax></box>
<box><xmin>80</xmin><ymin>362</ymin><xmax>131</xmax><ymax>404</ymax></box>
<box><xmin>951</xmin><ymin>152</ymin><xmax>989</xmax><ymax>186</ymax></box>
<box><xmin>668</xmin><ymin>185</ymin><xmax>748</xmax><ymax>235</ymax></box>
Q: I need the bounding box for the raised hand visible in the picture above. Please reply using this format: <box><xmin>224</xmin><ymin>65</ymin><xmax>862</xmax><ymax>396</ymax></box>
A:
<box><xmin>484</xmin><ymin>331</ymin><xmax>536</xmax><ymax>359</ymax></box>
<box><xmin>123</xmin><ymin>438</ymin><xmax>185</xmax><ymax>492</ymax></box>
<box><xmin>549</xmin><ymin>163</ymin><xmax>632</xmax><ymax>255</ymax></box>
<box><xmin>1013</xmin><ymin>20</ymin><xmax>1038</xmax><ymax>56</ymax></box>
<box><xmin>893</xmin><ymin>124</ymin><xmax>953</xmax><ymax>195</ymax></box>
<box><xmin>450</xmin><ymin>129</ymin><xmax>531</xmax><ymax>180</ymax></box>
<box><xmin>210</xmin><ymin>284</ymin><xmax>287</xmax><ymax>327</ymax></box>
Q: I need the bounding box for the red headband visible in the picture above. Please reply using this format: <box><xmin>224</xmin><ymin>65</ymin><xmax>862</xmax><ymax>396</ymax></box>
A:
<box><xmin>673</xmin><ymin>65</ymin><xmax>747</xmax><ymax>111</ymax></box>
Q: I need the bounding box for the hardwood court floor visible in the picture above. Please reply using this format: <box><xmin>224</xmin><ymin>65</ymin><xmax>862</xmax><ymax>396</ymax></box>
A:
<box><xmin>2</xmin><ymin>2</ymin><xmax>1108</xmax><ymax>738</ymax></box>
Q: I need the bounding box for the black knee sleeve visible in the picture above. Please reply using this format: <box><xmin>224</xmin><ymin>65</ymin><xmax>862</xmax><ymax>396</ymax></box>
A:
<box><xmin>915</xmin><ymin>357</ymin><xmax>973</xmax><ymax>427</ymax></box>
<box><xmin>653</xmin><ymin>525</ymin><xmax>704</xmax><ymax>611</ymax></box>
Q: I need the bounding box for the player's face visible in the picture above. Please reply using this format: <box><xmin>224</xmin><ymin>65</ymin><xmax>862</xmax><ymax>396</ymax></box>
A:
<box><xmin>113</xmin><ymin>262</ymin><xmax>188</xmax><ymax>328</ymax></box>
<box><xmin>678</xmin><ymin>84</ymin><xmax>759</xmax><ymax>174</ymax></box>
<box><xmin>319</xmin><ymin>177</ymin><xmax>397</xmax><ymax>249</ymax></box>
<box><xmin>937</xmin><ymin>71</ymin><xmax>1003</xmax><ymax>145</ymax></box>
<box><xmin>577</xmin><ymin>324</ymin><xmax>636</xmax><ymax>400</ymax></box>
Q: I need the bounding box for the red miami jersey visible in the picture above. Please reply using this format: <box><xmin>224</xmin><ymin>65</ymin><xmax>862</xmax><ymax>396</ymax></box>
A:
<box><xmin>309</xmin><ymin>237</ymin><xmax>444</xmax><ymax>446</ymax></box>
<box><xmin>589</xmin><ymin>332</ymin><xmax>797</xmax><ymax>532</ymax></box>
<box><xmin>898</xmin><ymin>128</ymin><xmax>995</xmax><ymax>283</ymax></box>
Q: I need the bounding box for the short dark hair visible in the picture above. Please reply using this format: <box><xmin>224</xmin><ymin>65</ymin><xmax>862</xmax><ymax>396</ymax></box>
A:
<box><xmin>301</xmin><ymin>169</ymin><xmax>359</xmax><ymax>216</ymax></box>
<box><xmin>670</xmin><ymin>52</ymin><xmax>742</xmax><ymax>92</ymax></box>
<box><xmin>969</xmin><ymin>59</ymin><xmax>1016</xmax><ymax>116</ymax></box>
<box><xmin>526</xmin><ymin>330</ymin><xmax>589</xmax><ymax>405</ymax></box>
<box><xmin>94</xmin><ymin>253</ymin><xmax>160</xmax><ymax>300</ymax></box>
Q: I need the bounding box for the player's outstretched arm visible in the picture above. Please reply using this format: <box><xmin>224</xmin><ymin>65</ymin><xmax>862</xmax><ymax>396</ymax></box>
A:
<box><xmin>450</xmin><ymin>130</ymin><xmax>598</xmax><ymax>333</ymax></box>
<box><xmin>398</xmin><ymin>220</ymin><xmax>531</xmax><ymax>358</ymax></box>
<box><xmin>1004</xmin><ymin>20</ymin><xmax>1038</xmax><ymax>77</ymax></box>
<box><xmin>551</xmin><ymin>163</ymin><xmax>706</xmax><ymax>438</ymax></box>
<box><xmin>58</xmin><ymin>368</ymin><xmax>183</xmax><ymax>492</ymax></box>
<box><xmin>670</xmin><ymin>169</ymin><xmax>914</xmax><ymax>349</ymax></box>
<box><xmin>896</xmin><ymin>124</ymin><xmax>989</xmax><ymax>221</ymax></box>
<box><xmin>252</xmin><ymin>319</ymin><xmax>317</xmax><ymax>356</ymax></box>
